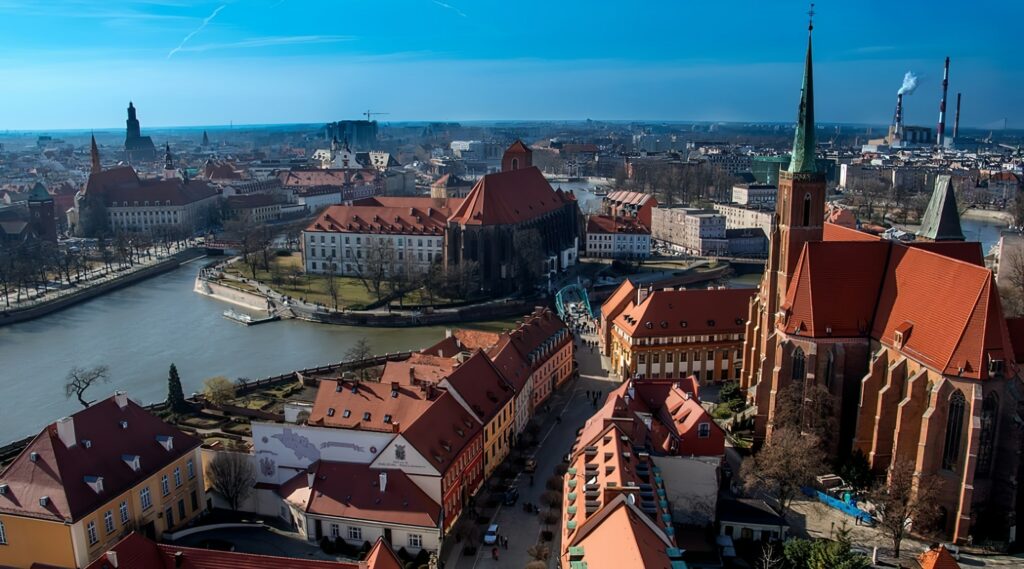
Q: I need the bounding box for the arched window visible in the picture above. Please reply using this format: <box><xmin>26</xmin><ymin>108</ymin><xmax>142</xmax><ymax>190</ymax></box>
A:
<box><xmin>802</xmin><ymin>193</ymin><xmax>812</xmax><ymax>226</ymax></box>
<box><xmin>511</xmin><ymin>158</ymin><xmax>519</xmax><ymax>171</ymax></box>
<box><xmin>823</xmin><ymin>351</ymin><xmax>834</xmax><ymax>390</ymax></box>
<box><xmin>977</xmin><ymin>393</ymin><xmax>999</xmax><ymax>476</ymax></box>
<box><xmin>792</xmin><ymin>347</ymin><xmax>806</xmax><ymax>382</ymax></box>
<box><xmin>942</xmin><ymin>390</ymin><xmax>966</xmax><ymax>470</ymax></box>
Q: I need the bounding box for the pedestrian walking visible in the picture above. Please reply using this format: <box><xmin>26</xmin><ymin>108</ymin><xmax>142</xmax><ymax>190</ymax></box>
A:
<box><xmin>492</xmin><ymin>547</ymin><xmax>499</xmax><ymax>561</ymax></box>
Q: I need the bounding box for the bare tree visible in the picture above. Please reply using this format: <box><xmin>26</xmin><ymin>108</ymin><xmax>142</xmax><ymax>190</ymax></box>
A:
<box><xmin>741</xmin><ymin>427</ymin><xmax>825</xmax><ymax>515</ymax></box>
<box><xmin>324</xmin><ymin>262</ymin><xmax>341</xmax><ymax>310</ymax></box>
<box><xmin>772</xmin><ymin>381</ymin><xmax>838</xmax><ymax>451</ymax></box>
<box><xmin>868</xmin><ymin>461</ymin><xmax>942</xmax><ymax>557</ymax></box>
<box><xmin>353</xmin><ymin>238</ymin><xmax>395</xmax><ymax>300</ymax></box>
<box><xmin>758</xmin><ymin>542</ymin><xmax>784</xmax><ymax>569</ymax></box>
<box><xmin>64</xmin><ymin>365</ymin><xmax>110</xmax><ymax>408</ymax></box>
<box><xmin>203</xmin><ymin>376</ymin><xmax>237</xmax><ymax>406</ymax></box>
<box><xmin>345</xmin><ymin>338</ymin><xmax>374</xmax><ymax>380</ymax></box>
<box><xmin>206</xmin><ymin>451</ymin><xmax>256</xmax><ymax>510</ymax></box>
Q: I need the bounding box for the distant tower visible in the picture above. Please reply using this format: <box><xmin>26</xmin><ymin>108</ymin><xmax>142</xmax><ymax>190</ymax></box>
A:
<box><xmin>126</xmin><ymin>102</ymin><xmax>141</xmax><ymax>141</ymax></box>
<box><xmin>27</xmin><ymin>182</ymin><xmax>57</xmax><ymax>242</ymax></box>
<box><xmin>163</xmin><ymin>143</ymin><xmax>176</xmax><ymax>180</ymax></box>
<box><xmin>202</xmin><ymin>130</ymin><xmax>210</xmax><ymax>147</ymax></box>
<box><xmin>917</xmin><ymin>175</ymin><xmax>964</xmax><ymax>241</ymax></box>
<box><xmin>90</xmin><ymin>134</ymin><xmax>101</xmax><ymax>174</ymax></box>
<box><xmin>502</xmin><ymin>140</ymin><xmax>533</xmax><ymax>172</ymax></box>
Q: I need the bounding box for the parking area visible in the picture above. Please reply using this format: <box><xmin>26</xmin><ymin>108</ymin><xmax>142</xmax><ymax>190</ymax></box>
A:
<box><xmin>171</xmin><ymin>525</ymin><xmax>351</xmax><ymax>562</ymax></box>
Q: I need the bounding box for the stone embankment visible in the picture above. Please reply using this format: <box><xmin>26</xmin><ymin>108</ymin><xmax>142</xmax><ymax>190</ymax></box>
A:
<box><xmin>0</xmin><ymin>248</ymin><xmax>206</xmax><ymax>327</ymax></box>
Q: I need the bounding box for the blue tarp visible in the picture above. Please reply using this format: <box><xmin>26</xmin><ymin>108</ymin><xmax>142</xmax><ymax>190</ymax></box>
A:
<box><xmin>802</xmin><ymin>486</ymin><xmax>875</xmax><ymax>526</ymax></box>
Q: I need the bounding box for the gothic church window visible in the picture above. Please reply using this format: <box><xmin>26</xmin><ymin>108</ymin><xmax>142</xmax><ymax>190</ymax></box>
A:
<box><xmin>942</xmin><ymin>390</ymin><xmax>966</xmax><ymax>471</ymax></box>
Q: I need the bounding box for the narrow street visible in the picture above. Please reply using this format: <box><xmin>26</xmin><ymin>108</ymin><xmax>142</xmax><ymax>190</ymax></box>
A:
<box><xmin>445</xmin><ymin>326</ymin><xmax>616</xmax><ymax>568</ymax></box>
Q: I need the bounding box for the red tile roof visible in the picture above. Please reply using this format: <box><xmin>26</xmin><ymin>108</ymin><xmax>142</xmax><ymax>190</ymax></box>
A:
<box><xmin>87</xmin><ymin>531</ymin><xmax>403</xmax><ymax>569</ymax></box>
<box><xmin>600</xmin><ymin>279</ymin><xmax>637</xmax><ymax>321</ymax></box>
<box><xmin>781</xmin><ymin>241</ymin><xmax>890</xmax><ymax>338</ymax></box>
<box><xmin>278</xmin><ymin>169</ymin><xmax>379</xmax><ymax>188</ymax></box>
<box><xmin>282</xmin><ymin>461</ymin><xmax>440</xmax><ymax>528</ymax></box>
<box><xmin>613</xmin><ymin>288</ymin><xmax>754</xmax><ymax>338</ymax></box>
<box><xmin>308</xmin><ymin>379</ymin><xmax>436</xmax><ymax>432</ymax></box>
<box><xmin>400</xmin><ymin>391</ymin><xmax>482</xmax><ymax>474</ymax></box>
<box><xmin>566</xmin><ymin>496</ymin><xmax>675</xmax><ymax>569</ymax></box>
<box><xmin>442</xmin><ymin>351</ymin><xmax>514</xmax><ymax>423</ymax></box>
<box><xmin>587</xmin><ymin>214</ymin><xmax>650</xmax><ymax>235</ymax></box>
<box><xmin>487</xmin><ymin>336</ymin><xmax>532</xmax><ymax>393</ymax></box>
<box><xmin>0</xmin><ymin>394</ymin><xmax>201</xmax><ymax>523</ymax></box>
<box><xmin>306</xmin><ymin>202</ymin><xmax>452</xmax><ymax>235</ymax></box>
<box><xmin>85</xmin><ymin>166</ymin><xmax>218</xmax><ymax>207</ymax></box>
<box><xmin>379</xmin><ymin>353</ymin><xmax>456</xmax><ymax>385</ymax></box>
<box><xmin>448</xmin><ymin>167</ymin><xmax>573</xmax><ymax>226</ymax></box>
<box><xmin>872</xmin><ymin>245</ymin><xmax>1011</xmax><ymax>380</ymax></box>
<box><xmin>605</xmin><ymin>190</ymin><xmax>655</xmax><ymax>207</ymax></box>
<box><xmin>917</xmin><ymin>545</ymin><xmax>961</xmax><ymax>569</ymax></box>
<box><xmin>430</xmin><ymin>173</ymin><xmax>472</xmax><ymax>189</ymax></box>
<box><xmin>822</xmin><ymin>221</ymin><xmax>881</xmax><ymax>242</ymax></box>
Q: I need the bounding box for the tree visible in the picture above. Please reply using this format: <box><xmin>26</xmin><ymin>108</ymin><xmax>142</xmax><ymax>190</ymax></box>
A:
<box><xmin>513</xmin><ymin>228</ymin><xmax>545</xmax><ymax>294</ymax></box>
<box><xmin>773</xmin><ymin>381</ymin><xmax>838</xmax><ymax>451</ymax></box>
<box><xmin>806</xmin><ymin>539</ymin><xmax>870</xmax><ymax>569</ymax></box>
<box><xmin>758</xmin><ymin>542</ymin><xmax>784</xmax><ymax>569</ymax></box>
<box><xmin>783</xmin><ymin>538</ymin><xmax>814</xmax><ymax>569</ymax></box>
<box><xmin>741</xmin><ymin>427</ymin><xmax>825</xmax><ymax>514</ymax></box>
<box><xmin>324</xmin><ymin>262</ymin><xmax>341</xmax><ymax>310</ymax></box>
<box><xmin>167</xmin><ymin>363</ymin><xmax>189</xmax><ymax>414</ymax></box>
<box><xmin>64</xmin><ymin>365</ymin><xmax>110</xmax><ymax>408</ymax></box>
<box><xmin>203</xmin><ymin>376</ymin><xmax>236</xmax><ymax>406</ymax></box>
<box><xmin>345</xmin><ymin>338</ymin><xmax>374</xmax><ymax>380</ymax></box>
<box><xmin>868</xmin><ymin>461</ymin><xmax>942</xmax><ymax>557</ymax></box>
<box><xmin>206</xmin><ymin>451</ymin><xmax>256</xmax><ymax>510</ymax></box>
<box><xmin>836</xmin><ymin>449</ymin><xmax>873</xmax><ymax>491</ymax></box>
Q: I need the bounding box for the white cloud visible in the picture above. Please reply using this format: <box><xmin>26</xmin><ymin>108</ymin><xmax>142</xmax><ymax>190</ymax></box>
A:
<box><xmin>431</xmin><ymin>0</ymin><xmax>466</xmax><ymax>18</ymax></box>
<box><xmin>167</xmin><ymin>4</ymin><xmax>225</xmax><ymax>59</ymax></box>
<box><xmin>173</xmin><ymin>35</ymin><xmax>355</xmax><ymax>54</ymax></box>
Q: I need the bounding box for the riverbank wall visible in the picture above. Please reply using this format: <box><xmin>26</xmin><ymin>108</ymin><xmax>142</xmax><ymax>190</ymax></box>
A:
<box><xmin>0</xmin><ymin>248</ymin><xmax>207</xmax><ymax>328</ymax></box>
<box><xmin>962</xmin><ymin>208</ymin><xmax>1013</xmax><ymax>225</ymax></box>
<box><xmin>291</xmin><ymin>298</ymin><xmax>540</xmax><ymax>327</ymax></box>
<box><xmin>193</xmin><ymin>278</ymin><xmax>269</xmax><ymax>312</ymax></box>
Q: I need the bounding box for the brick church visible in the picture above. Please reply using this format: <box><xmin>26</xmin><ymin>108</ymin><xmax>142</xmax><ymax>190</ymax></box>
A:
<box><xmin>740</xmin><ymin>22</ymin><xmax>1024</xmax><ymax>545</ymax></box>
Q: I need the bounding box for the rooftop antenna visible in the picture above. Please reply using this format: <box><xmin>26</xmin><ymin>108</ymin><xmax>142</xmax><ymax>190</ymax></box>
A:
<box><xmin>807</xmin><ymin>2</ymin><xmax>815</xmax><ymax>31</ymax></box>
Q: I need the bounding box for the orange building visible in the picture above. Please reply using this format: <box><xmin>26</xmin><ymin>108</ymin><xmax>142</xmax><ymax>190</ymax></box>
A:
<box><xmin>604</xmin><ymin>285</ymin><xmax>753</xmax><ymax>383</ymax></box>
<box><xmin>0</xmin><ymin>393</ymin><xmax>205</xmax><ymax>569</ymax></box>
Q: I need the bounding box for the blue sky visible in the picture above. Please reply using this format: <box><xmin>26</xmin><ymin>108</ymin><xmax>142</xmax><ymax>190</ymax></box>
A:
<box><xmin>0</xmin><ymin>0</ymin><xmax>1019</xmax><ymax>130</ymax></box>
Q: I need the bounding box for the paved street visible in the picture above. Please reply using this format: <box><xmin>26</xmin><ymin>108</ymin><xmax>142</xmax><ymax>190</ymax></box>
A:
<box><xmin>445</xmin><ymin>324</ymin><xmax>614</xmax><ymax>569</ymax></box>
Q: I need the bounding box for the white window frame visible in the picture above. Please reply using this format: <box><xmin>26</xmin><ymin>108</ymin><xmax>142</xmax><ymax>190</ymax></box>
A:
<box><xmin>347</xmin><ymin>526</ymin><xmax>362</xmax><ymax>541</ymax></box>
<box><xmin>104</xmin><ymin>510</ymin><xmax>115</xmax><ymax>533</ymax></box>
<box><xmin>120</xmin><ymin>500</ymin><xmax>130</xmax><ymax>524</ymax></box>
<box><xmin>408</xmin><ymin>533</ymin><xmax>423</xmax><ymax>548</ymax></box>
<box><xmin>161</xmin><ymin>475</ymin><xmax>170</xmax><ymax>496</ymax></box>
<box><xmin>140</xmin><ymin>487</ymin><xmax>152</xmax><ymax>510</ymax></box>
<box><xmin>87</xmin><ymin>521</ymin><xmax>98</xmax><ymax>545</ymax></box>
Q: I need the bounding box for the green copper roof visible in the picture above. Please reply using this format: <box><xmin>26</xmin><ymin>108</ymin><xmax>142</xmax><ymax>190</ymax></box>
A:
<box><xmin>27</xmin><ymin>182</ymin><xmax>50</xmax><ymax>202</ymax></box>
<box><xmin>918</xmin><ymin>175</ymin><xmax>965</xmax><ymax>241</ymax></box>
<box><xmin>787</xmin><ymin>29</ymin><xmax>817</xmax><ymax>174</ymax></box>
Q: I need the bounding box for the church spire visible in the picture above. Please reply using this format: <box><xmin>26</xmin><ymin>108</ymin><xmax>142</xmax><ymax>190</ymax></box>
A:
<box><xmin>90</xmin><ymin>133</ymin><xmax>101</xmax><ymax>174</ymax></box>
<box><xmin>788</xmin><ymin>4</ymin><xmax>817</xmax><ymax>174</ymax></box>
<box><xmin>164</xmin><ymin>142</ymin><xmax>173</xmax><ymax>170</ymax></box>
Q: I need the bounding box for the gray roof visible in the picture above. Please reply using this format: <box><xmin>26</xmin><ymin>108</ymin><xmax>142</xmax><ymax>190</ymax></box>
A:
<box><xmin>918</xmin><ymin>174</ymin><xmax>964</xmax><ymax>241</ymax></box>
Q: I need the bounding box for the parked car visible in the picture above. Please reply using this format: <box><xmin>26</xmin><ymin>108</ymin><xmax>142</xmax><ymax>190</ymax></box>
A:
<box><xmin>504</xmin><ymin>488</ymin><xmax>520</xmax><ymax>506</ymax></box>
<box><xmin>483</xmin><ymin>524</ymin><xmax>499</xmax><ymax>545</ymax></box>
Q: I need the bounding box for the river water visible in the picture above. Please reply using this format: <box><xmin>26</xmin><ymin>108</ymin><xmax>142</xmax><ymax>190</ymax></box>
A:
<box><xmin>0</xmin><ymin>264</ymin><xmax>508</xmax><ymax>439</ymax></box>
<box><xmin>0</xmin><ymin>183</ymin><xmax>1005</xmax><ymax>440</ymax></box>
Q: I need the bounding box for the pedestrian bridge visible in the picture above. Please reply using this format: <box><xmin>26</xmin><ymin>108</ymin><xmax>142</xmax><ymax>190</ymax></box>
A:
<box><xmin>555</xmin><ymin>281</ymin><xmax>593</xmax><ymax>320</ymax></box>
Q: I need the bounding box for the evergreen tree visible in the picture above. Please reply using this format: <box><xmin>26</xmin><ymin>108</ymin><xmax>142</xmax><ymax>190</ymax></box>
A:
<box><xmin>167</xmin><ymin>363</ymin><xmax>188</xmax><ymax>414</ymax></box>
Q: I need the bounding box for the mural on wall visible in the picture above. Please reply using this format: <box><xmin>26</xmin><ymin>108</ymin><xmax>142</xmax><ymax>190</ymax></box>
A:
<box><xmin>252</xmin><ymin>422</ymin><xmax>394</xmax><ymax>484</ymax></box>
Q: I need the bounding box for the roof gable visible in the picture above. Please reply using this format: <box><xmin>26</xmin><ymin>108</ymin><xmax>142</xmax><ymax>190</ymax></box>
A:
<box><xmin>448</xmin><ymin>167</ymin><xmax>569</xmax><ymax>226</ymax></box>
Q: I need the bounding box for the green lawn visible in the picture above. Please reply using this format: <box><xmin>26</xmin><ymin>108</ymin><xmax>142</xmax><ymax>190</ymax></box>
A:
<box><xmin>225</xmin><ymin>254</ymin><xmax>378</xmax><ymax>307</ymax></box>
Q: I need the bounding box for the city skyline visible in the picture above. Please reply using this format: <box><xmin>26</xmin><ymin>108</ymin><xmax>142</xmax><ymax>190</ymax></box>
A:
<box><xmin>0</xmin><ymin>0</ymin><xmax>1019</xmax><ymax>130</ymax></box>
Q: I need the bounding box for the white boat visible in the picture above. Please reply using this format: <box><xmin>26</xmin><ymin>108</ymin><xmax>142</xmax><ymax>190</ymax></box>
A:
<box><xmin>223</xmin><ymin>309</ymin><xmax>254</xmax><ymax>324</ymax></box>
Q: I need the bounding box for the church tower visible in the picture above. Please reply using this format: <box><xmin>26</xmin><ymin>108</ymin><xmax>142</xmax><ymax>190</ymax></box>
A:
<box><xmin>163</xmin><ymin>143</ymin><xmax>176</xmax><ymax>180</ymax></box>
<box><xmin>126</xmin><ymin>102</ymin><xmax>141</xmax><ymax>141</ymax></box>
<box><xmin>90</xmin><ymin>134</ymin><xmax>101</xmax><ymax>174</ymax></box>
<box><xmin>740</xmin><ymin>11</ymin><xmax>825</xmax><ymax>445</ymax></box>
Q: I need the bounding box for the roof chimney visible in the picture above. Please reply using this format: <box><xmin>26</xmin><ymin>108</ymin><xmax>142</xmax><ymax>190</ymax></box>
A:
<box><xmin>307</xmin><ymin>468</ymin><xmax>315</xmax><ymax>488</ymax></box>
<box><xmin>379</xmin><ymin>471</ymin><xmax>388</xmax><ymax>493</ymax></box>
<box><xmin>174</xmin><ymin>551</ymin><xmax>184</xmax><ymax>568</ymax></box>
<box><xmin>114</xmin><ymin>391</ymin><xmax>128</xmax><ymax>410</ymax></box>
<box><xmin>56</xmin><ymin>417</ymin><xmax>76</xmax><ymax>449</ymax></box>
<box><xmin>106</xmin><ymin>551</ymin><xmax>119</xmax><ymax>568</ymax></box>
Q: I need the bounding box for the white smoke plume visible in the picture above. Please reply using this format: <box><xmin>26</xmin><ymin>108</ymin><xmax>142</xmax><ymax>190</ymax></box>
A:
<box><xmin>897</xmin><ymin>71</ymin><xmax>919</xmax><ymax>95</ymax></box>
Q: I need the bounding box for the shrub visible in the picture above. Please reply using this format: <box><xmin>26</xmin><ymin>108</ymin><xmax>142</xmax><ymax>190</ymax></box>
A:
<box><xmin>542</xmin><ymin>509</ymin><xmax>560</xmax><ymax>525</ymax></box>
<box><xmin>320</xmin><ymin>536</ymin><xmax>335</xmax><ymax>554</ymax></box>
<box><xmin>546</xmin><ymin>476</ymin><xmax>563</xmax><ymax>491</ymax></box>
<box><xmin>541</xmin><ymin>490</ymin><xmax>561</xmax><ymax>508</ymax></box>
<box><xmin>555</xmin><ymin>463</ymin><xmax>568</xmax><ymax>476</ymax></box>
<box><xmin>540</xmin><ymin>530</ymin><xmax>553</xmax><ymax>542</ymax></box>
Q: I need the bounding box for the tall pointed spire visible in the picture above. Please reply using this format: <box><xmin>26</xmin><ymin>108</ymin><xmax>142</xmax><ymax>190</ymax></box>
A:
<box><xmin>90</xmin><ymin>133</ymin><xmax>101</xmax><ymax>174</ymax></box>
<box><xmin>788</xmin><ymin>4</ymin><xmax>817</xmax><ymax>174</ymax></box>
<box><xmin>164</xmin><ymin>142</ymin><xmax>173</xmax><ymax>171</ymax></box>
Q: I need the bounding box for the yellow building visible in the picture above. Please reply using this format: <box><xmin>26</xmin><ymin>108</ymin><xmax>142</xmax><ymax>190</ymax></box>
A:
<box><xmin>441</xmin><ymin>351</ymin><xmax>516</xmax><ymax>478</ymax></box>
<box><xmin>605</xmin><ymin>287</ymin><xmax>754</xmax><ymax>382</ymax></box>
<box><xmin>0</xmin><ymin>392</ymin><xmax>206</xmax><ymax>568</ymax></box>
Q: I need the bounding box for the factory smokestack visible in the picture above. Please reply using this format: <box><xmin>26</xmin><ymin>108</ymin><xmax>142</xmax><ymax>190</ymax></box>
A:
<box><xmin>953</xmin><ymin>92</ymin><xmax>961</xmax><ymax>140</ymax></box>
<box><xmin>937</xmin><ymin>56</ymin><xmax>950</xmax><ymax>146</ymax></box>
<box><xmin>893</xmin><ymin>93</ymin><xmax>903</xmax><ymax>128</ymax></box>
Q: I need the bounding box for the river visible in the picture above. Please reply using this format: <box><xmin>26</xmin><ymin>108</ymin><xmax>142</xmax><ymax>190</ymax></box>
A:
<box><xmin>0</xmin><ymin>264</ymin><xmax>515</xmax><ymax>440</ymax></box>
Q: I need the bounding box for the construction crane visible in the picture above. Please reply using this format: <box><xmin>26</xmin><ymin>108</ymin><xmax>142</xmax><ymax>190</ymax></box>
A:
<box><xmin>363</xmin><ymin>110</ymin><xmax>390</xmax><ymax>121</ymax></box>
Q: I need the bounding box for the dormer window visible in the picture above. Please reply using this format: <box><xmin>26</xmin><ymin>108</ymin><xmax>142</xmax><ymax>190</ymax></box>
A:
<box><xmin>342</xmin><ymin>410</ymin><xmax>351</xmax><ymax>418</ymax></box>
<box><xmin>327</xmin><ymin>408</ymin><xmax>335</xmax><ymax>417</ymax></box>
<box><xmin>989</xmin><ymin>357</ymin><xmax>1005</xmax><ymax>376</ymax></box>
<box><xmin>384</xmin><ymin>414</ymin><xmax>392</xmax><ymax>423</ymax></box>
<box><xmin>122</xmin><ymin>454</ymin><xmax>141</xmax><ymax>472</ymax></box>
<box><xmin>119</xmin><ymin>420</ymin><xmax>128</xmax><ymax>430</ymax></box>
<box><xmin>84</xmin><ymin>475</ymin><xmax>104</xmax><ymax>494</ymax></box>
<box><xmin>894</xmin><ymin>322</ymin><xmax>913</xmax><ymax>349</ymax></box>
<box><xmin>362</xmin><ymin>412</ymin><xmax>371</xmax><ymax>421</ymax></box>
<box><xmin>156</xmin><ymin>435</ymin><xmax>173</xmax><ymax>451</ymax></box>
